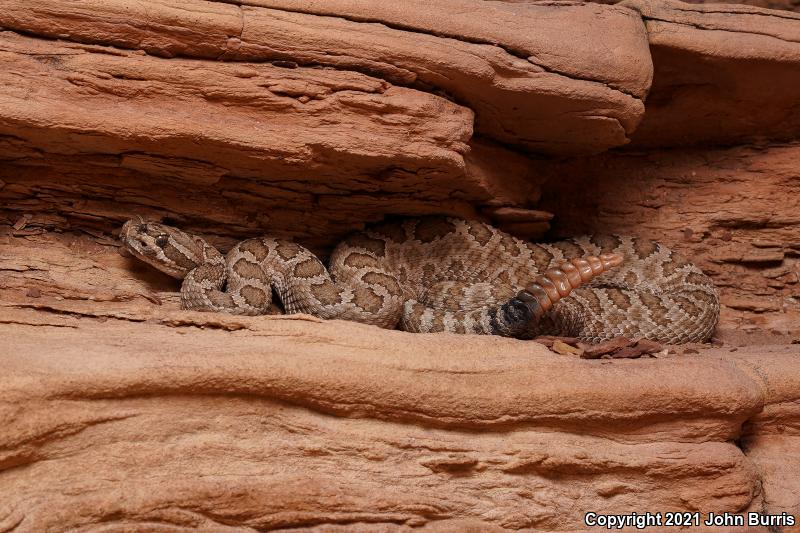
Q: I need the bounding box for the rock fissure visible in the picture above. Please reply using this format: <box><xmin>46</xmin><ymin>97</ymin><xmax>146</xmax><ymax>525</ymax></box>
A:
<box><xmin>670</xmin><ymin>3</ymin><xmax>800</xmax><ymax>22</ymax></box>
<box><xmin>226</xmin><ymin>0</ymin><xmax>645</xmax><ymax>101</ymax></box>
<box><xmin>642</xmin><ymin>14</ymin><xmax>800</xmax><ymax>45</ymax></box>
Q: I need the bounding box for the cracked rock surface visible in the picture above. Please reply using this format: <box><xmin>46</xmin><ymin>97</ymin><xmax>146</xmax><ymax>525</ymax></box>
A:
<box><xmin>0</xmin><ymin>0</ymin><xmax>652</xmax><ymax>155</ymax></box>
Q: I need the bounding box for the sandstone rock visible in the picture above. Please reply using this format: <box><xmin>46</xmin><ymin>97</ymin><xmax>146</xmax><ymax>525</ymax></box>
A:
<box><xmin>0</xmin><ymin>0</ymin><xmax>651</xmax><ymax>155</ymax></box>
<box><xmin>735</xmin><ymin>350</ymin><xmax>800</xmax><ymax>518</ymax></box>
<box><xmin>623</xmin><ymin>0</ymin><xmax>800</xmax><ymax>147</ymax></box>
<box><xmin>0</xmin><ymin>298</ymin><xmax>783</xmax><ymax>530</ymax></box>
<box><xmin>539</xmin><ymin>142</ymin><xmax>800</xmax><ymax>342</ymax></box>
<box><xmin>0</xmin><ymin>29</ymin><xmax>545</xmax><ymax>251</ymax></box>
<box><xmin>2</xmin><ymin>0</ymin><xmax>800</xmax><ymax>528</ymax></box>
<box><xmin>727</xmin><ymin>0</ymin><xmax>800</xmax><ymax>10</ymax></box>
<box><xmin>591</xmin><ymin>0</ymin><xmax>800</xmax><ymax>11</ymax></box>
<box><xmin>2</xmin><ymin>229</ymin><xmax>799</xmax><ymax>528</ymax></box>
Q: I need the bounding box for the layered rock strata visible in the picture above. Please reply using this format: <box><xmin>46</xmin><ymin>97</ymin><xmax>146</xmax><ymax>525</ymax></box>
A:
<box><xmin>2</xmin><ymin>0</ymin><xmax>800</xmax><ymax>529</ymax></box>
<box><xmin>539</xmin><ymin>142</ymin><xmax>800</xmax><ymax>342</ymax></box>
<box><xmin>0</xmin><ymin>0</ymin><xmax>652</xmax><ymax>155</ymax></box>
<box><xmin>2</xmin><ymin>296</ymin><xmax>798</xmax><ymax>530</ymax></box>
<box><xmin>624</xmin><ymin>0</ymin><xmax>800</xmax><ymax>147</ymax></box>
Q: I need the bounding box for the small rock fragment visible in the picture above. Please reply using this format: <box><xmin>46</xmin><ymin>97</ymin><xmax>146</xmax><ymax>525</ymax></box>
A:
<box><xmin>580</xmin><ymin>337</ymin><xmax>633</xmax><ymax>359</ymax></box>
<box><xmin>534</xmin><ymin>335</ymin><xmax>580</xmax><ymax>348</ymax></box>
<box><xmin>551</xmin><ymin>340</ymin><xmax>584</xmax><ymax>357</ymax></box>
<box><xmin>634</xmin><ymin>338</ymin><xmax>663</xmax><ymax>353</ymax></box>
<box><xmin>26</xmin><ymin>287</ymin><xmax>41</xmax><ymax>298</ymax></box>
<box><xmin>610</xmin><ymin>339</ymin><xmax>663</xmax><ymax>359</ymax></box>
<box><xmin>12</xmin><ymin>214</ymin><xmax>33</xmax><ymax>231</ymax></box>
<box><xmin>580</xmin><ymin>337</ymin><xmax>663</xmax><ymax>359</ymax></box>
<box><xmin>611</xmin><ymin>347</ymin><xmax>644</xmax><ymax>359</ymax></box>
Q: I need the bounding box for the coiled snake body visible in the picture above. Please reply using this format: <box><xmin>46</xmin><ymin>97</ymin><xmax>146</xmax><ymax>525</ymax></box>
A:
<box><xmin>121</xmin><ymin>216</ymin><xmax>719</xmax><ymax>343</ymax></box>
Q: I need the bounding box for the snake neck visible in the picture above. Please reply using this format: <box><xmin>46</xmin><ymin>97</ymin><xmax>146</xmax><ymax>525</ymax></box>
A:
<box><xmin>194</xmin><ymin>237</ymin><xmax>225</xmax><ymax>272</ymax></box>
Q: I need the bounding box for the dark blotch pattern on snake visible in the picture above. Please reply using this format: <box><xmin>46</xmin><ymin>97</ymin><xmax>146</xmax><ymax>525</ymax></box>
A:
<box><xmin>120</xmin><ymin>216</ymin><xmax>719</xmax><ymax>343</ymax></box>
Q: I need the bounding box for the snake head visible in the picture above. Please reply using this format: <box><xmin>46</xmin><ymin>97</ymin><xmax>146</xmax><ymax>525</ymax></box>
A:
<box><xmin>120</xmin><ymin>217</ymin><xmax>206</xmax><ymax>279</ymax></box>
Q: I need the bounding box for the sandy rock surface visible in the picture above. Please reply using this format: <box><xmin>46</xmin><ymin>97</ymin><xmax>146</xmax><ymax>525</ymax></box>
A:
<box><xmin>2</xmin><ymin>230</ymin><xmax>800</xmax><ymax>529</ymax></box>
<box><xmin>4</xmin><ymin>298</ymin><xmax>800</xmax><ymax>530</ymax></box>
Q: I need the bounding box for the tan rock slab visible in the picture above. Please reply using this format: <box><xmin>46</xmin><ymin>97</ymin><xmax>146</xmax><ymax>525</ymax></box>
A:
<box><xmin>0</xmin><ymin>30</ymin><xmax>542</xmax><ymax>251</ymax></box>
<box><xmin>734</xmin><ymin>350</ymin><xmax>800</xmax><ymax>518</ymax></box>
<box><xmin>624</xmin><ymin>0</ymin><xmax>800</xmax><ymax>147</ymax></box>
<box><xmin>2</xmin><ymin>229</ymin><xmax>799</xmax><ymax>529</ymax></box>
<box><xmin>0</xmin><ymin>31</ymin><xmax>469</xmax><ymax>183</ymax></box>
<box><xmin>0</xmin><ymin>0</ymin><xmax>652</xmax><ymax>154</ymax></box>
<box><xmin>0</xmin><ymin>305</ymin><xmax>771</xmax><ymax>531</ymax></box>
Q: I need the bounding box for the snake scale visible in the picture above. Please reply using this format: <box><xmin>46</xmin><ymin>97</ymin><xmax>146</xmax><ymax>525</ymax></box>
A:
<box><xmin>121</xmin><ymin>216</ymin><xmax>719</xmax><ymax>343</ymax></box>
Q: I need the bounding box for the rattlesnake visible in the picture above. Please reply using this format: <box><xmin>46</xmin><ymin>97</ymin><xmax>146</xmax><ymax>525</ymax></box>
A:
<box><xmin>121</xmin><ymin>216</ymin><xmax>719</xmax><ymax>343</ymax></box>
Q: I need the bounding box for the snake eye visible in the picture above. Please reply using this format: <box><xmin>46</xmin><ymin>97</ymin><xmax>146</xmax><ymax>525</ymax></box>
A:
<box><xmin>155</xmin><ymin>234</ymin><xmax>169</xmax><ymax>248</ymax></box>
